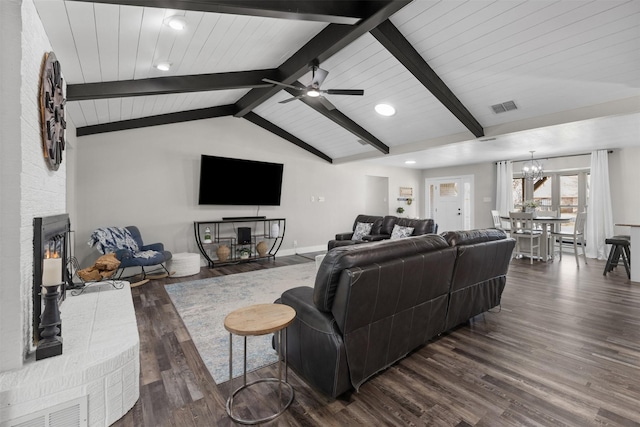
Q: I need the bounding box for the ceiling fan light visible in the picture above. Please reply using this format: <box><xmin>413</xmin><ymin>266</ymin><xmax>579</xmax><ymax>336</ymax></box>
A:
<box><xmin>155</xmin><ymin>62</ymin><xmax>171</xmax><ymax>71</ymax></box>
<box><xmin>166</xmin><ymin>16</ymin><xmax>187</xmax><ymax>31</ymax></box>
<box><xmin>307</xmin><ymin>89</ymin><xmax>320</xmax><ymax>97</ymax></box>
<box><xmin>375</xmin><ymin>103</ymin><xmax>396</xmax><ymax>116</ymax></box>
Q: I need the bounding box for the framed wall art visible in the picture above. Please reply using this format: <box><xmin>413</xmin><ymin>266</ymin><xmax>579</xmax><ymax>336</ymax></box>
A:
<box><xmin>399</xmin><ymin>187</ymin><xmax>413</xmax><ymax>197</ymax></box>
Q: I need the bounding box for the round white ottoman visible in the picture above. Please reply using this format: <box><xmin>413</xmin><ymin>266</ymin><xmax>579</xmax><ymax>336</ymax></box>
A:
<box><xmin>168</xmin><ymin>252</ymin><xmax>201</xmax><ymax>277</ymax></box>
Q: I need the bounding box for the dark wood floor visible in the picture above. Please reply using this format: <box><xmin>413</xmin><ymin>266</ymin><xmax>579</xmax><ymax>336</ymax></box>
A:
<box><xmin>112</xmin><ymin>253</ymin><xmax>640</xmax><ymax>427</ymax></box>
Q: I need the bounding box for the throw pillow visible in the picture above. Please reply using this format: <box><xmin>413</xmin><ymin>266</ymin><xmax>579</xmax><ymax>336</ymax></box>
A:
<box><xmin>390</xmin><ymin>224</ymin><xmax>414</xmax><ymax>239</ymax></box>
<box><xmin>352</xmin><ymin>222</ymin><xmax>373</xmax><ymax>241</ymax></box>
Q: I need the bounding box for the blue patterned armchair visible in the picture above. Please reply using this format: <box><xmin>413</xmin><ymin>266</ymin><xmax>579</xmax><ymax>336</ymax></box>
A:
<box><xmin>88</xmin><ymin>226</ymin><xmax>172</xmax><ymax>280</ymax></box>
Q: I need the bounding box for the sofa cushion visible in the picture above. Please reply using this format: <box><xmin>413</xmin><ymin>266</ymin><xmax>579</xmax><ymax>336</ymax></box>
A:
<box><xmin>396</xmin><ymin>218</ymin><xmax>436</xmax><ymax>235</ymax></box>
<box><xmin>441</xmin><ymin>228</ymin><xmax>507</xmax><ymax>246</ymax></box>
<box><xmin>352</xmin><ymin>222</ymin><xmax>373</xmax><ymax>241</ymax></box>
<box><xmin>390</xmin><ymin>224</ymin><xmax>414</xmax><ymax>239</ymax></box>
<box><xmin>314</xmin><ymin>234</ymin><xmax>451</xmax><ymax>312</ymax></box>
<box><xmin>352</xmin><ymin>215</ymin><xmax>383</xmax><ymax>235</ymax></box>
<box><xmin>380</xmin><ymin>216</ymin><xmax>397</xmax><ymax>235</ymax></box>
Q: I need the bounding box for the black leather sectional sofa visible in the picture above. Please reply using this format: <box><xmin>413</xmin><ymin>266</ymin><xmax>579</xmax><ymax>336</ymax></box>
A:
<box><xmin>276</xmin><ymin>229</ymin><xmax>515</xmax><ymax>398</ymax></box>
<box><xmin>327</xmin><ymin>214</ymin><xmax>438</xmax><ymax>250</ymax></box>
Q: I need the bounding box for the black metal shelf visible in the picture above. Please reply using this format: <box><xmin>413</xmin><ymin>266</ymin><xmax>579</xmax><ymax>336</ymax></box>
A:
<box><xmin>194</xmin><ymin>218</ymin><xmax>286</xmax><ymax>268</ymax></box>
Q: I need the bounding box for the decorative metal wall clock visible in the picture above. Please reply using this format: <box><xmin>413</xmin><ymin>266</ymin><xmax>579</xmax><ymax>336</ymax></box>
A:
<box><xmin>39</xmin><ymin>51</ymin><xmax>66</xmax><ymax>171</ymax></box>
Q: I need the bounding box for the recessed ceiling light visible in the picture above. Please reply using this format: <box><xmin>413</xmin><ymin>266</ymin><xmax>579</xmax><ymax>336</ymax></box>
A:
<box><xmin>155</xmin><ymin>62</ymin><xmax>171</xmax><ymax>71</ymax></box>
<box><xmin>405</xmin><ymin>160</ymin><xmax>416</xmax><ymax>165</ymax></box>
<box><xmin>165</xmin><ymin>16</ymin><xmax>187</xmax><ymax>31</ymax></box>
<box><xmin>375</xmin><ymin>103</ymin><xmax>396</xmax><ymax>116</ymax></box>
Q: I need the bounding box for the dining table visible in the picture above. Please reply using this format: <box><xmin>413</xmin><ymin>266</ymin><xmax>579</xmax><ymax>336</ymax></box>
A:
<box><xmin>503</xmin><ymin>215</ymin><xmax>572</xmax><ymax>261</ymax></box>
<box><xmin>615</xmin><ymin>223</ymin><xmax>638</xmax><ymax>282</ymax></box>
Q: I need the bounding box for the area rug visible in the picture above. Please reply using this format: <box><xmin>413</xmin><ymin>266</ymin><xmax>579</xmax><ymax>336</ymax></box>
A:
<box><xmin>165</xmin><ymin>262</ymin><xmax>316</xmax><ymax>384</ymax></box>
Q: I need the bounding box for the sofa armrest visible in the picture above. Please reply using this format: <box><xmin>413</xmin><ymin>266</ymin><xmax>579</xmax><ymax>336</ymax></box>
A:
<box><xmin>334</xmin><ymin>232</ymin><xmax>354</xmax><ymax>241</ymax></box>
<box><xmin>275</xmin><ymin>286</ymin><xmax>351</xmax><ymax>398</ymax></box>
<box><xmin>362</xmin><ymin>234</ymin><xmax>391</xmax><ymax>241</ymax></box>
<box><xmin>141</xmin><ymin>242</ymin><xmax>164</xmax><ymax>252</ymax></box>
<box><xmin>279</xmin><ymin>287</ymin><xmax>336</xmax><ymax>333</ymax></box>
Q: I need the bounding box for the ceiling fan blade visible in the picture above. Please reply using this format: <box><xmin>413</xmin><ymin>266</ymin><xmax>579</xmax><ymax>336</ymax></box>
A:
<box><xmin>262</xmin><ymin>78</ymin><xmax>302</xmax><ymax>91</ymax></box>
<box><xmin>324</xmin><ymin>89</ymin><xmax>364</xmax><ymax>96</ymax></box>
<box><xmin>278</xmin><ymin>95</ymin><xmax>303</xmax><ymax>104</ymax></box>
<box><xmin>311</xmin><ymin>67</ymin><xmax>329</xmax><ymax>87</ymax></box>
<box><xmin>317</xmin><ymin>96</ymin><xmax>336</xmax><ymax>110</ymax></box>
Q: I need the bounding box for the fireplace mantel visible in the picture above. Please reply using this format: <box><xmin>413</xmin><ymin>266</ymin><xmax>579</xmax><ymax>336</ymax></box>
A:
<box><xmin>0</xmin><ymin>282</ymin><xmax>139</xmax><ymax>425</ymax></box>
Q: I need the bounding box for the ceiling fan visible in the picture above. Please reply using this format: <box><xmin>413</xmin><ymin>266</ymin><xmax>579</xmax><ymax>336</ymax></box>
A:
<box><xmin>262</xmin><ymin>61</ymin><xmax>364</xmax><ymax>110</ymax></box>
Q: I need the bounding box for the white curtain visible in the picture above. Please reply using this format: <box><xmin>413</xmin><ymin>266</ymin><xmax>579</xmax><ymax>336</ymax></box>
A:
<box><xmin>586</xmin><ymin>150</ymin><xmax>614</xmax><ymax>259</ymax></box>
<box><xmin>496</xmin><ymin>161</ymin><xmax>514</xmax><ymax>216</ymax></box>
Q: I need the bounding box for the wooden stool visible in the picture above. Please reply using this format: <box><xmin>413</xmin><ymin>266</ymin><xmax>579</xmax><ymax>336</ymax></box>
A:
<box><xmin>603</xmin><ymin>236</ymin><xmax>631</xmax><ymax>279</ymax></box>
<box><xmin>224</xmin><ymin>303</ymin><xmax>296</xmax><ymax>425</ymax></box>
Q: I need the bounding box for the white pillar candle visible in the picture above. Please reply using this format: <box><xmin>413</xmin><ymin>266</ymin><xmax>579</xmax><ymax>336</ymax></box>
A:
<box><xmin>42</xmin><ymin>258</ymin><xmax>62</xmax><ymax>286</ymax></box>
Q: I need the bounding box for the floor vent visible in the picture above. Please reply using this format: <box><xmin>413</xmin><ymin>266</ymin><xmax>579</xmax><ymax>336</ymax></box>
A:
<box><xmin>491</xmin><ymin>100</ymin><xmax>517</xmax><ymax>114</ymax></box>
<box><xmin>2</xmin><ymin>396</ymin><xmax>87</xmax><ymax>427</ymax></box>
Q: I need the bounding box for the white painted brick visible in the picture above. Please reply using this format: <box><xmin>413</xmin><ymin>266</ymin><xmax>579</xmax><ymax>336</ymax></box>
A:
<box><xmin>0</xmin><ymin>284</ymin><xmax>140</xmax><ymax>426</ymax></box>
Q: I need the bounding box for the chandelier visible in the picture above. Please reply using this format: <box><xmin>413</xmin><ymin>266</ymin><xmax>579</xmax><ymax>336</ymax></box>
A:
<box><xmin>522</xmin><ymin>150</ymin><xmax>543</xmax><ymax>181</ymax></box>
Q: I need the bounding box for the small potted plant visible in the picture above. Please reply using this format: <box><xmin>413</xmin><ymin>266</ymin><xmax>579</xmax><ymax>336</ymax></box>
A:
<box><xmin>522</xmin><ymin>199</ymin><xmax>540</xmax><ymax>212</ymax></box>
<box><xmin>396</xmin><ymin>207</ymin><xmax>405</xmax><ymax>215</ymax></box>
<box><xmin>237</xmin><ymin>247</ymin><xmax>251</xmax><ymax>259</ymax></box>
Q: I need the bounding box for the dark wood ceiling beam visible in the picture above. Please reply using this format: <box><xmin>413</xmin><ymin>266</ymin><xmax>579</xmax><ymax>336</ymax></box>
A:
<box><xmin>243</xmin><ymin>112</ymin><xmax>332</xmax><ymax>163</ymax></box>
<box><xmin>234</xmin><ymin>1</ymin><xmax>410</xmax><ymax>117</ymax></box>
<box><xmin>76</xmin><ymin>104</ymin><xmax>237</xmax><ymax>136</ymax></box>
<box><xmin>67</xmin><ymin>69</ymin><xmax>279</xmax><ymax>101</ymax></box>
<box><xmin>371</xmin><ymin>20</ymin><xmax>484</xmax><ymax>138</ymax></box>
<box><xmin>285</xmin><ymin>87</ymin><xmax>389</xmax><ymax>155</ymax></box>
<box><xmin>72</xmin><ymin>0</ymin><xmax>384</xmax><ymax>24</ymax></box>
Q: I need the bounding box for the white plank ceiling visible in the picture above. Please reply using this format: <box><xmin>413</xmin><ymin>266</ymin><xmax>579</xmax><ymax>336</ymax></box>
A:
<box><xmin>34</xmin><ymin>0</ymin><xmax>640</xmax><ymax>168</ymax></box>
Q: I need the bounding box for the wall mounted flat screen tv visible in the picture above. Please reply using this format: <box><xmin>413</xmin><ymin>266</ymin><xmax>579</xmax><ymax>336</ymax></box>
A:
<box><xmin>198</xmin><ymin>155</ymin><xmax>284</xmax><ymax>206</ymax></box>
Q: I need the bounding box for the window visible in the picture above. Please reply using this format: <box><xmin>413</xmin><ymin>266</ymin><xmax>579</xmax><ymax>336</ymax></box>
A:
<box><xmin>559</xmin><ymin>174</ymin><xmax>579</xmax><ymax>232</ymax></box>
<box><xmin>440</xmin><ymin>182</ymin><xmax>458</xmax><ymax>197</ymax></box>
<box><xmin>512</xmin><ymin>170</ymin><xmax>589</xmax><ymax>233</ymax></box>
<box><xmin>533</xmin><ymin>176</ymin><xmax>552</xmax><ymax>209</ymax></box>
<box><xmin>512</xmin><ymin>178</ymin><xmax>524</xmax><ymax>208</ymax></box>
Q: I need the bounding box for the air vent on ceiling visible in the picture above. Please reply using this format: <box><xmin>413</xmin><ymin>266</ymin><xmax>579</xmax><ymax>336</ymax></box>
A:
<box><xmin>491</xmin><ymin>100</ymin><xmax>517</xmax><ymax>114</ymax></box>
<box><xmin>357</xmin><ymin>139</ymin><xmax>369</xmax><ymax>146</ymax></box>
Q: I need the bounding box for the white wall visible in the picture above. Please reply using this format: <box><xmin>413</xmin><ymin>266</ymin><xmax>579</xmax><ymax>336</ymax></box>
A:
<box><xmin>0</xmin><ymin>0</ymin><xmax>69</xmax><ymax>371</ymax></box>
<box><xmin>0</xmin><ymin>0</ymin><xmax>24</xmax><ymax>372</ymax></box>
<box><xmin>72</xmin><ymin>116</ymin><xmax>422</xmax><ymax>266</ymax></box>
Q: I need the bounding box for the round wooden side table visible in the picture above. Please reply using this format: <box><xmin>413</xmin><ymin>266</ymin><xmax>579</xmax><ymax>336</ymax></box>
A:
<box><xmin>224</xmin><ymin>303</ymin><xmax>296</xmax><ymax>425</ymax></box>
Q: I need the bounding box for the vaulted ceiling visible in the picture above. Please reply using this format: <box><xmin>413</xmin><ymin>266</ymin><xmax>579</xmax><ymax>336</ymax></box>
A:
<box><xmin>34</xmin><ymin>0</ymin><xmax>640</xmax><ymax>169</ymax></box>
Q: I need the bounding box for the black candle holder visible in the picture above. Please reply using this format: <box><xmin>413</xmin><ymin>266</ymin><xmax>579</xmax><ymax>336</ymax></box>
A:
<box><xmin>36</xmin><ymin>284</ymin><xmax>63</xmax><ymax>360</ymax></box>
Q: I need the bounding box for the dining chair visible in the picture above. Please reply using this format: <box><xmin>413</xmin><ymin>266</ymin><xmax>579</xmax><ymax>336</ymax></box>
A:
<box><xmin>491</xmin><ymin>210</ymin><xmax>511</xmax><ymax>235</ymax></box>
<box><xmin>509</xmin><ymin>211</ymin><xmax>542</xmax><ymax>264</ymax></box>
<box><xmin>550</xmin><ymin>212</ymin><xmax>587</xmax><ymax>267</ymax></box>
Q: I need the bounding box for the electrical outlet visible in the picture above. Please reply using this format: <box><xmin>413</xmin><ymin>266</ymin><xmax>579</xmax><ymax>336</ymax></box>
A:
<box><xmin>318</xmin><ymin>196</ymin><xmax>325</xmax><ymax>202</ymax></box>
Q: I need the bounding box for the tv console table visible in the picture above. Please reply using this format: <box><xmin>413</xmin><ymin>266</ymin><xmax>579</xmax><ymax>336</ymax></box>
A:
<box><xmin>194</xmin><ymin>218</ymin><xmax>286</xmax><ymax>268</ymax></box>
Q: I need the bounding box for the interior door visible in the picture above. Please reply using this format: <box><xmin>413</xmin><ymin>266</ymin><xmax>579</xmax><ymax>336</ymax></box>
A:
<box><xmin>432</xmin><ymin>178</ymin><xmax>463</xmax><ymax>233</ymax></box>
